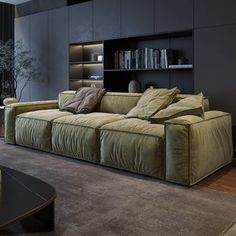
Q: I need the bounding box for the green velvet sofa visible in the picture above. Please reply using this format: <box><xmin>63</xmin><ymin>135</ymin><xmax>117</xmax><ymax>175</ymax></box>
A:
<box><xmin>4</xmin><ymin>91</ymin><xmax>233</xmax><ymax>186</ymax></box>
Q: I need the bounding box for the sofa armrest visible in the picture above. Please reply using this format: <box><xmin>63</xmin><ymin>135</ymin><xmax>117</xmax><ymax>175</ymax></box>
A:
<box><xmin>164</xmin><ymin>111</ymin><xmax>233</xmax><ymax>186</ymax></box>
<box><xmin>5</xmin><ymin>100</ymin><xmax>58</xmax><ymax>144</ymax></box>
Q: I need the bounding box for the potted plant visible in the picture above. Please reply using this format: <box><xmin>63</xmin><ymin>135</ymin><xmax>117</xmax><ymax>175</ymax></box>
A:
<box><xmin>0</xmin><ymin>39</ymin><xmax>41</xmax><ymax>103</ymax></box>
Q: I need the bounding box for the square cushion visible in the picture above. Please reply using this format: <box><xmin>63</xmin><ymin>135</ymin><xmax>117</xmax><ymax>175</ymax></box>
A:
<box><xmin>52</xmin><ymin>113</ymin><xmax>125</xmax><ymax>163</ymax></box>
<box><xmin>15</xmin><ymin>109</ymin><xmax>72</xmax><ymax>151</ymax></box>
<box><xmin>126</xmin><ymin>87</ymin><xmax>180</xmax><ymax>119</ymax></box>
<box><xmin>150</xmin><ymin>93</ymin><xmax>204</xmax><ymax>124</ymax></box>
<box><xmin>100</xmin><ymin>119</ymin><xmax>165</xmax><ymax>178</ymax></box>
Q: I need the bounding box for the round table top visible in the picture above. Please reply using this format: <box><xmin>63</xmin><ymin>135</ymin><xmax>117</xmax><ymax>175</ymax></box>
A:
<box><xmin>0</xmin><ymin>166</ymin><xmax>56</xmax><ymax>229</ymax></box>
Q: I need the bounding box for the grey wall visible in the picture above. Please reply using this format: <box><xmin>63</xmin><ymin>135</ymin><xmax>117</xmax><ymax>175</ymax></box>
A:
<box><xmin>194</xmin><ymin>0</ymin><xmax>236</xmax><ymax>126</ymax></box>
<box><xmin>14</xmin><ymin>0</ymin><xmax>236</xmax><ymax>130</ymax></box>
<box><xmin>15</xmin><ymin>0</ymin><xmax>67</xmax><ymax>17</ymax></box>
<box><xmin>15</xmin><ymin>7</ymin><xmax>69</xmax><ymax>101</ymax></box>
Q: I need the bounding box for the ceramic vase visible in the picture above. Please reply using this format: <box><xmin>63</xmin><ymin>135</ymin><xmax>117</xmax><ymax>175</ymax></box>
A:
<box><xmin>128</xmin><ymin>80</ymin><xmax>141</xmax><ymax>93</ymax></box>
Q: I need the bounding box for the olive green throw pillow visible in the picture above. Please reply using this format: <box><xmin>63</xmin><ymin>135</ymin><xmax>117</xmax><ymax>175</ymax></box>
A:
<box><xmin>126</xmin><ymin>87</ymin><xmax>180</xmax><ymax>119</ymax></box>
<box><xmin>150</xmin><ymin>93</ymin><xmax>204</xmax><ymax>124</ymax></box>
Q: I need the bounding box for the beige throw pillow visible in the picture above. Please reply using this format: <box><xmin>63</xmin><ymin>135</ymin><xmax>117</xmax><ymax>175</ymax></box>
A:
<box><xmin>126</xmin><ymin>87</ymin><xmax>180</xmax><ymax>119</ymax></box>
<box><xmin>150</xmin><ymin>93</ymin><xmax>204</xmax><ymax>124</ymax></box>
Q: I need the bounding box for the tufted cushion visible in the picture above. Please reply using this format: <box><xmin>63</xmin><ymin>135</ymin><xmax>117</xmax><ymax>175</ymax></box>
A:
<box><xmin>100</xmin><ymin>118</ymin><xmax>165</xmax><ymax>178</ymax></box>
<box><xmin>15</xmin><ymin>109</ymin><xmax>72</xmax><ymax>151</ymax></box>
<box><xmin>52</xmin><ymin>113</ymin><xmax>125</xmax><ymax>163</ymax></box>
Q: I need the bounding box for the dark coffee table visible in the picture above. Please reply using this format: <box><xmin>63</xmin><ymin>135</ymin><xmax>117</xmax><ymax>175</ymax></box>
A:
<box><xmin>0</xmin><ymin>166</ymin><xmax>56</xmax><ymax>234</ymax></box>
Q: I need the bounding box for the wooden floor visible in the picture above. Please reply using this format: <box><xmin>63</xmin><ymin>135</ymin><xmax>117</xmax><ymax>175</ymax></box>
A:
<box><xmin>199</xmin><ymin>159</ymin><xmax>236</xmax><ymax>195</ymax></box>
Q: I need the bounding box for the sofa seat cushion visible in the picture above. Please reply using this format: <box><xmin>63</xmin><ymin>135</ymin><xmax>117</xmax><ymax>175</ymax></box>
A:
<box><xmin>51</xmin><ymin>112</ymin><xmax>125</xmax><ymax>163</ymax></box>
<box><xmin>99</xmin><ymin>119</ymin><xmax>165</xmax><ymax>178</ymax></box>
<box><xmin>15</xmin><ymin>109</ymin><xmax>72</xmax><ymax>151</ymax></box>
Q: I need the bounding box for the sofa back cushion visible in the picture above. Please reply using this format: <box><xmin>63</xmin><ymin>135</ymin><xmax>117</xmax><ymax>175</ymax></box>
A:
<box><xmin>59</xmin><ymin>91</ymin><xmax>141</xmax><ymax>114</ymax></box>
<box><xmin>58</xmin><ymin>91</ymin><xmax>209</xmax><ymax>115</ymax></box>
<box><xmin>98</xmin><ymin>92</ymin><xmax>141</xmax><ymax>114</ymax></box>
<box><xmin>59</xmin><ymin>90</ymin><xmax>76</xmax><ymax>108</ymax></box>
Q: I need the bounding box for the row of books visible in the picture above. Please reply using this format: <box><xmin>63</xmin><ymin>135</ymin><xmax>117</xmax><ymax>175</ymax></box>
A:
<box><xmin>114</xmin><ymin>48</ymin><xmax>176</xmax><ymax>70</ymax></box>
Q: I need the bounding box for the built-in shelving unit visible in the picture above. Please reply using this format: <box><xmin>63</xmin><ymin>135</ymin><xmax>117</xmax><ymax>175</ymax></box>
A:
<box><xmin>69</xmin><ymin>42</ymin><xmax>104</xmax><ymax>90</ymax></box>
<box><xmin>103</xmin><ymin>31</ymin><xmax>193</xmax><ymax>93</ymax></box>
<box><xmin>69</xmin><ymin>32</ymin><xmax>193</xmax><ymax>92</ymax></box>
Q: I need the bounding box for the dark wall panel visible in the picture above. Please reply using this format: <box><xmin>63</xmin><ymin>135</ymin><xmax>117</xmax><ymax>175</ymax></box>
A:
<box><xmin>16</xmin><ymin>0</ymin><xmax>67</xmax><ymax>17</ymax></box>
<box><xmin>155</xmin><ymin>0</ymin><xmax>193</xmax><ymax>33</ymax></box>
<box><xmin>48</xmin><ymin>7</ymin><xmax>69</xmax><ymax>99</ymax></box>
<box><xmin>93</xmin><ymin>0</ymin><xmax>120</xmax><ymax>40</ymax></box>
<box><xmin>69</xmin><ymin>1</ymin><xmax>93</xmax><ymax>43</ymax></box>
<box><xmin>121</xmin><ymin>0</ymin><xmax>154</xmax><ymax>37</ymax></box>
<box><xmin>15</xmin><ymin>16</ymin><xmax>31</xmax><ymax>102</ymax></box>
<box><xmin>29</xmin><ymin>11</ymin><xmax>49</xmax><ymax>101</ymax></box>
<box><xmin>170</xmin><ymin>71</ymin><xmax>193</xmax><ymax>94</ymax></box>
<box><xmin>195</xmin><ymin>0</ymin><xmax>236</xmax><ymax>28</ymax></box>
<box><xmin>194</xmin><ymin>25</ymin><xmax>236</xmax><ymax>125</ymax></box>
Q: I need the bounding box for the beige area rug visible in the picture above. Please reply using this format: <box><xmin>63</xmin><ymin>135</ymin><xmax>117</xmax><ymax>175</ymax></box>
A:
<box><xmin>0</xmin><ymin>140</ymin><xmax>236</xmax><ymax>236</ymax></box>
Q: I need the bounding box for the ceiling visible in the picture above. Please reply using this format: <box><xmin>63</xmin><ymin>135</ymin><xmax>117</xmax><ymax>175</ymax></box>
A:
<box><xmin>0</xmin><ymin>0</ymin><xmax>31</xmax><ymax>4</ymax></box>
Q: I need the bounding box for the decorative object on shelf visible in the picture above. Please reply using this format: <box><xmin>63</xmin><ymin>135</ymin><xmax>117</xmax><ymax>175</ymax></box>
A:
<box><xmin>3</xmin><ymin>97</ymin><xmax>17</xmax><ymax>105</ymax></box>
<box><xmin>128</xmin><ymin>80</ymin><xmax>141</xmax><ymax>93</ymax></box>
<box><xmin>177</xmin><ymin>56</ymin><xmax>188</xmax><ymax>65</ymax></box>
<box><xmin>0</xmin><ymin>40</ymin><xmax>41</xmax><ymax>101</ymax></box>
<box><xmin>89</xmin><ymin>75</ymin><xmax>103</xmax><ymax>80</ymax></box>
<box><xmin>90</xmin><ymin>53</ymin><xmax>98</xmax><ymax>61</ymax></box>
<box><xmin>97</xmin><ymin>55</ymin><xmax>103</xmax><ymax>62</ymax></box>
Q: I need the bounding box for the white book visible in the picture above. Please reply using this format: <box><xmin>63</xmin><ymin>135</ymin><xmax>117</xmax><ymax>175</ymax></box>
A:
<box><xmin>168</xmin><ymin>64</ymin><xmax>193</xmax><ymax>69</ymax></box>
<box><xmin>160</xmin><ymin>49</ymin><xmax>167</xmax><ymax>68</ymax></box>
<box><xmin>135</xmin><ymin>49</ymin><xmax>139</xmax><ymax>69</ymax></box>
<box><xmin>144</xmin><ymin>48</ymin><xmax>148</xmax><ymax>69</ymax></box>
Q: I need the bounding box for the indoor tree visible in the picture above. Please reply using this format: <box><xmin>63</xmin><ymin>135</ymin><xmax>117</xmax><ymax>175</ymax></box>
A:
<box><xmin>0</xmin><ymin>40</ymin><xmax>41</xmax><ymax>101</ymax></box>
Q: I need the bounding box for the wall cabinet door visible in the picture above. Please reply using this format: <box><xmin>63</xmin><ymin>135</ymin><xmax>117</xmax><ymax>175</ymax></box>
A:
<box><xmin>93</xmin><ymin>0</ymin><xmax>120</xmax><ymax>40</ymax></box>
<box><xmin>69</xmin><ymin>2</ymin><xmax>93</xmax><ymax>43</ymax></box>
<box><xmin>48</xmin><ymin>7</ymin><xmax>69</xmax><ymax>99</ymax></box>
<box><xmin>194</xmin><ymin>25</ymin><xmax>236</xmax><ymax>125</ymax></box>
<box><xmin>155</xmin><ymin>0</ymin><xmax>193</xmax><ymax>33</ymax></box>
<box><xmin>121</xmin><ymin>0</ymin><xmax>154</xmax><ymax>37</ymax></box>
<box><xmin>195</xmin><ymin>0</ymin><xmax>236</xmax><ymax>28</ymax></box>
<box><xmin>30</xmin><ymin>11</ymin><xmax>49</xmax><ymax>101</ymax></box>
<box><xmin>15</xmin><ymin>16</ymin><xmax>31</xmax><ymax>101</ymax></box>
